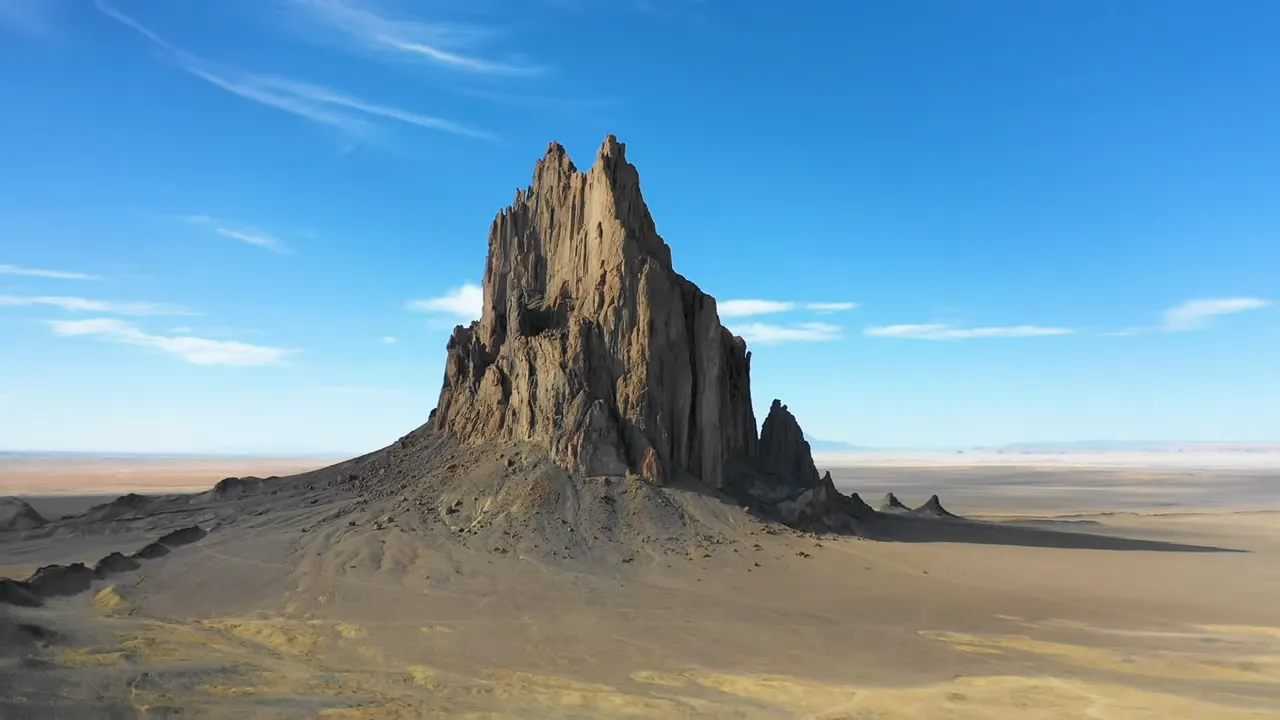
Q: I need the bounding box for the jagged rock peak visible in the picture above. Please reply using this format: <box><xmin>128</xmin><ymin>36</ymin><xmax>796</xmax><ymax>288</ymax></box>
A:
<box><xmin>881</xmin><ymin>492</ymin><xmax>909</xmax><ymax>511</ymax></box>
<box><xmin>432</xmin><ymin>135</ymin><xmax>758</xmax><ymax>488</ymax></box>
<box><xmin>844</xmin><ymin>491</ymin><xmax>874</xmax><ymax>516</ymax></box>
<box><xmin>758</xmin><ymin>400</ymin><xmax>820</xmax><ymax>488</ymax></box>
<box><xmin>913</xmin><ymin>494</ymin><xmax>959</xmax><ymax>518</ymax></box>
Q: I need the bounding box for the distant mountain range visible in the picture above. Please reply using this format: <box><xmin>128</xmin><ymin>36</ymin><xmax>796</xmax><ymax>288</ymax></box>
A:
<box><xmin>803</xmin><ymin>435</ymin><xmax>866</xmax><ymax>452</ymax></box>
<box><xmin>992</xmin><ymin>441</ymin><xmax>1280</xmax><ymax>453</ymax></box>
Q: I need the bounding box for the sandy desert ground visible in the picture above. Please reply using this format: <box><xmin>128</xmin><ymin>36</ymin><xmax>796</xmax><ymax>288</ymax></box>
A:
<box><xmin>0</xmin><ymin>455</ymin><xmax>339</xmax><ymax>502</ymax></box>
<box><xmin>2</xmin><ymin>447</ymin><xmax>1279</xmax><ymax>719</ymax></box>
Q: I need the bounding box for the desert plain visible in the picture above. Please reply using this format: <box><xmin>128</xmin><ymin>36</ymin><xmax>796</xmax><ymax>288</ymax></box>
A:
<box><xmin>2</xmin><ymin>448</ymin><xmax>1278</xmax><ymax>719</ymax></box>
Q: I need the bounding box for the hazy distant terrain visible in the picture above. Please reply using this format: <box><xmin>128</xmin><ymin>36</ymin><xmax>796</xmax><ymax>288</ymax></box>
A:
<box><xmin>0</xmin><ymin>454</ymin><xmax>336</xmax><ymax>499</ymax></box>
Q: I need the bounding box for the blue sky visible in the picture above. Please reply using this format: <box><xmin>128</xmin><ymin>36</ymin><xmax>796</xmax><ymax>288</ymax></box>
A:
<box><xmin>1</xmin><ymin>0</ymin><xmax>1276</xmax><ymax>454</ymax></box>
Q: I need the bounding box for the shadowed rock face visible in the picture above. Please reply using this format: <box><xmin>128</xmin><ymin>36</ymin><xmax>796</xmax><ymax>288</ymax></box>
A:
<box><xmin>432</xmin><ymin>136</ymin><xmax>758</xmax><ymax>488</ymax></box>
<box><xmin>0</xmin><ymin>497</ymin><xmax>46</xmax><ymax>531</ymax></box>
<box><xmin>881</xmin><ymin>493</ymin><xmax>910</xmax><ymax>513</ymax></box>
<box><xmin>758</xmin><ymin>400</ymin><xmax>820</xmax><ymax>489</ymax></box>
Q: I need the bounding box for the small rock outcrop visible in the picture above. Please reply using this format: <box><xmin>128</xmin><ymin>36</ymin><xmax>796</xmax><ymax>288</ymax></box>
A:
<box><xmin>911</xmin><ymin>494</ymin><xmax>960</xmax><ymax>519</ymax></box>
<box><xmin>880</xmin><ymin>493</ymin><xmax>910</xmax><ymax>513</ymax></box>
<box><xmin>82</xmin><ymin>493</ymin><xmax>152</xmax><ymax>522</ymax></box>
<box><xmin>432</xmin><ymin>136</ymin><xmax>758</xmax><ymax>488</ymax></box>
<box><xmin>205</xmin><ymin>476</ymin><xmax>264</xmax><ymax>500</ymax></box>
<box><xmin>0</xmin><ymin>497</ymin><xmax>46</xmax><ymax>531</ymax></box>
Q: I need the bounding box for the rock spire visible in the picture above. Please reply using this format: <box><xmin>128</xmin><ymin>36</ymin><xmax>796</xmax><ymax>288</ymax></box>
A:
<box><xmin>432</xmin><ymin>136</ymin><xmax>758</xmax><ymax>488</ymax></box>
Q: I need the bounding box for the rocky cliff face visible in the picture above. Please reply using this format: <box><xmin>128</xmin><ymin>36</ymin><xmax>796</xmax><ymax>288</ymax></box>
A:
<box><xmin>432</xmin><ymin>136</ymin><xmax>758</xmax><ymax>488</ymax></box>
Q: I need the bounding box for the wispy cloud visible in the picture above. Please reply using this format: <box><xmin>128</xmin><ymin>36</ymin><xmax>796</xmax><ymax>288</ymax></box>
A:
<box><xmin>176</xmin><ymin>215</ymin><xmax>290</xmax><ymax>254</ymax></box>
<box><xmin>48</xmin><ymin>318</ymin><xmax>294</xmax><ymax>366</ymax></box>
<box><xmin>1161</xmin><ymin>297</ymin><xmax>1270</xmax><ymax>332</ymax></box>
<box><xmin>406</xmin><ymin>283</ymin><xmax>483</xmax><ymax>323</ymax></box>
<box><xmin>806</xmin><ymin>302</ymin><xmax>858</xmax><ymax>314</ymax></box>
<box><xmin>214</xmin><ymin>228</ymin><xmax>288</xmax><ymax>253</ymax></box>
<box><xmin>718</xmin><ymin>299</ymin><xmax>858</xmax><ymax>318</ymax></box>
<box><xmin>94</xmin><ymin>1</ymin><xmax>494</xmax><ymax>141</ymax></box>
<box><xmin>718</xmin><ymin>299</ymin><xmax>795</xmax><ymax>318</ymax></box>
<box><xmin>0</xmin><ymin>295</ymin><xmax>192</xmax><ymax>316</ymax></box>
<box><xmin>864</xmin><ymin>324</ymin><xmax>1074</xmax><ymax>340</ymax></box>
<box><xmin>730</xmin><ymin>321</ymin><xmax>842</xmax><ymax>344</ymax></box>
<box><xmin>316</xmin><ymin>385</ymin><xmax>399</xmax><ymax>395</ymax></box>
<box><xmin>0</xmin><ymin>263</ymin><xmax>100</xmax><ymax>281</ymax></box>
<box><xmin>291</xmin><ymin>0</ymin><xmax>543</xmax><ymax>77</ymax></box>
<box><xmin>381</xmin><ymin>336</ymin><xmax>398</xmax><ymax>344</ymax></box>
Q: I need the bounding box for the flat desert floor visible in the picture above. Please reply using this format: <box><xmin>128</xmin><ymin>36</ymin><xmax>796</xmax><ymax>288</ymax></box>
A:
<box><xmin>2</xmin><ymin>451</ymin><xmax>1279</xmax><ymax>718</ymax></box>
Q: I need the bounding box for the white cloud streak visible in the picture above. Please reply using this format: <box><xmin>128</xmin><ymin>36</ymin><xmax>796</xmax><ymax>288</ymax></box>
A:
<box><xmin>806</xmin><ymin>301</ymin><xmax>858</xmax><ymax>313</ymax></box>
<box><xmin>1161</xmin><ymin>297</ymin><xmax>1270</xmax><ymax>332</ymax></box>
<box><xmin>381</xmin><ymin>336</ymin><xmax>398</xmax><ymax>344</ymax></box>
<box><xmin>177</xmin><ymin>215</ymin><xmax>290</xmax><ymax>253</ymax></box>
<box><xmin>718</xmin><ymin>299</ymin><xmax>796</xmax><ymax>318</ymax></box>
<box><xmin>94</xmin><ymin>1</ymin><xmax>494</xmax><ymax>141</ymax></box>
<box><xmin>0</xmin><ymin>263</ymin><xmax>100</xmax><ymax>280</ymax></box>
<box><xmin>215</xmin><ymin>227</ymin><xmax>288</xmax><ymax>253</ymax></box>
<box><xmin>48</xmin><ymin>318</ymin><xmax>294</xmax><ymax>367</ymax></box>
<box><xmin>292</xmin><ymin>0</ymin><xmax>543</xmax><ymax>76</ymax></box>
<box><xmin>730</xmin><ymin>321</ymin><xmax>842</xmax><ymax>344</ymax></box>
<box><xmin>718</xmin><ymin>299</ymin><xmax>858</xmax><ymax>318</ymax></box>
<box><xmin>0</xmin><ymin>295</ymin><xmax>191</xmax><ymax>316</ymax></box>
<box><xmin>864</xmin><ymin>324</ymin><xmax>1074</xmax><ymax>340</ymax></box>
<box><xmin>406</xmin><ymin>283</ymin><xmax>483</xmax><ymax>322</ymax></box>
<box><xmin>316</xmin><ymin>385</ymin><xmax>398</xmax><ymax>395</ymax></box>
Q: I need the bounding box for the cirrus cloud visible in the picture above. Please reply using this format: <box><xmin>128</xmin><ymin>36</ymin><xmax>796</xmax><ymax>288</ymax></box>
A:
<box><xmin>864</xmin><ymin>324</ymin><xmax>1074</xmax><ymax>340</ymax></box>
<box><xmin>1161</xmin><ymin>297</ymin><xmax>1270</xmax><ymax>331</ymax></box>
<box><xmin>0</xmin><ymin>263</ymin><xmax>100</xmax><ymax>281</ymax></box>
<box><xmin>95</xmin><ymin>1</ymin><xmax>494</xmax><ymax>142</ymax></box>
<box><xmin>729</xmin><ymin>321</ymin><xmax>842</xmax><ymax>344</ymax></box>
<box><xmin>718</xmin><ymin>299</ymin><xmax>795</xmax><ymax>317</ymax></box>
<box><xmin>0</xmin><ymin>295</ymin><xmax>192</xmax><ymax>316</ymax></box>
<box><xmin>290</xmin><ymin>0</ymin><xmax>544</xmax><ymax>77</ymax></box>
<box><xmin>48</xmin><ymin>318</ymin><xmax>294</xmax><ymax>367</ymax></box>
<box><xmin>718</xmin><ymin>299</ymin><xmax>858</xmax><ymax>318</ymax></box>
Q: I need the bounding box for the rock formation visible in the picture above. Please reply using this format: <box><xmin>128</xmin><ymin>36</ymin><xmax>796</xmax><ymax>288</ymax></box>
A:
<box><xmin>433</xmin><ymin>136</ymin><xmax>762</xmax><ymax>489</ymax></box>
<box><xmin>0</xmin><ymin>497</ymin><xmax>45</xmax><ymax>531</ymax></box>
<box><xmin>430</xmin><ymin>135</ymin><xmax>858</xmax><ymax>529</ymax></box>
<box><xmin>758</xmin><ymin>400</ymin><xmax>821</xmax><ymax>489</ymax></box>
<box><xmin>911</xmin><ymin>494</ymin><xmax>960</xmax><ymax>519</ymax></box>
<box><xmin>880</xmin><ymin>493</ymin><xmax>909</xmax><ymax>513</ymax></box>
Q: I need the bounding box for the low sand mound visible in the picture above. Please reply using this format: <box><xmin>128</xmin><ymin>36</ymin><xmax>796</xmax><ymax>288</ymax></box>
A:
<box><xmin>880</xmin><ymin>493</ymin><xmax>910</xmax><ymax>513</ymax></box>
<box><xmin>0</xmin><ymin>497</ymin><xmax>46</xmax><ymax>530</ymax></box>
<box><xmin>910</xmin><ymin>495</ymin><xmax>961</xmax><ymax>519</ymax></box>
